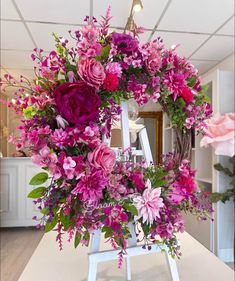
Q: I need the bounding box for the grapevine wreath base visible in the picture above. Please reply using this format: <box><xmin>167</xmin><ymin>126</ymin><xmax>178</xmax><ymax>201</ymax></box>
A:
<box><xmin>0</xmin><ymin>7</ymin><xmax>213</xmax><ymax>267</ymax></box>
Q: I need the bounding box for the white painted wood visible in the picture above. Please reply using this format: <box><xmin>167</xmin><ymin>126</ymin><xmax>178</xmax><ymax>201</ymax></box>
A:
<box><xmin>88</xmin><ymin>101</ymin><xmax>179</xmax><ymax>280</ymax></box>
<box><xmin>165</xmin><ymin>252</ymin><xmax>180</xmax><ymax>281</ymax></box>
<box><xmin>138</xmin><ymin>128</ymin><xmax>153</xmax><ymax>166</ymax></box>
<box><xmin>0</xmin><ymin>158</ymin><xmax>42</xmax><ymax>227</ymax></box>
<box><xmin>120</xmin><ymin>101</ymin><xmax>131</xmax><ymax>151</ymax></box>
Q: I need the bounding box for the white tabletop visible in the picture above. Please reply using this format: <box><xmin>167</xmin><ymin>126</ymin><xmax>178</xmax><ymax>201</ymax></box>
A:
<box><xmin>19</xmin><ymin>231</ymin><xmax>234</xmax><ymax>281</ymax></box>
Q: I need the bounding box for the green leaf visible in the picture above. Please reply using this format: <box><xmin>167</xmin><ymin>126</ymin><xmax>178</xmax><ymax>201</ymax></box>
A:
<box><xmin>45</xmin><ymin>216</ymin><xmax>58</xmax><ymax>233</ymax></box>
<box><xmin>95</xmin><ymin>44</ymin><xmax>111</xmax><ymax>61</ymax></box>
<box><xmin>60</xmin><ymin>210</ymin><xmax>71</xmax><ymax>231</ymax></box>
<box><xmin>74</xmin><ymin>232</ymin><xmax>81</xmax><ymax>248</ymax></box>
<box><xmin>102</xmin><ymin>226</ymin><xmax>112</xmax><ymax>239</ymax></box>
<box><xmin>28</xmin><ymin>186</ymin><xmax>46</xmax><ymax>198</ymax></box>
<box><xmin>123</xmin><ymin>202</ymin><xmax>138</xmax><ymax>216</ymax></box>
<box><xmin>187</xmin><ymin>76</ymin><xmax>196</xmax><ymax>87</ymax></box>
<box><xmin>40</xmin><ymin>207</ymin><xmax>49</xmax><ymax>215</ymax></box>
<box><xmin>83</xmin><ymin>231</ymin><xmax>90</xmax><ymax>244</ymax></box>
<box><xmin>29</xmin><ymin>172</ymin><xmax>48</xmax><ymax>186</ymax></box>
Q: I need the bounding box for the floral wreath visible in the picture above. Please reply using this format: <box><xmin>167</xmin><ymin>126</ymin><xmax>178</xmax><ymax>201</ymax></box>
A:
<box><xmin>1</xmin><ymin>8</ymin><xmax>213</xmax><ymax>266</ymax></box>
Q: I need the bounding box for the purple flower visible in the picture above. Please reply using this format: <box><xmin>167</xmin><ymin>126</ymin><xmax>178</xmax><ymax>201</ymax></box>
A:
<box><xmin>112</xmin><ymin>32</ymin><xmax>138</xmax><ymax>55</ymax></box>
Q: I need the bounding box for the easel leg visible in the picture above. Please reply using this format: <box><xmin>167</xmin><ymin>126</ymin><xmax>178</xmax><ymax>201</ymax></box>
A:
<box><xmin>165</xmin><ymin>252</ymin><xmax>180</xmax><ymax>281</ymax></box>
<box><xmin>126</xmin><ymin>256</ymin><xmax>131</xmax><ymax>281</ymax></box>
<box><xmin>88</xmin><ymin>230</ymin><xmax>101</xmax><ymax>281</ymax></box>
<box><xmin>87</xmin><ymin>259</ymin><xmax>97</xmax><ymax>281</ymax></box>
<box><xmin>125</xmin><ymin>222</ymin><xmax>137</xmax><ymax>281</ymax></box>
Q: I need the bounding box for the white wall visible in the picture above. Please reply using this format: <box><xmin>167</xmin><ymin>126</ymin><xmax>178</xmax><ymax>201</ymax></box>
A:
<box><xmin>202</xmin><ymin>53</ymin><xmax>235</xmax><ymax>78</ymax></box>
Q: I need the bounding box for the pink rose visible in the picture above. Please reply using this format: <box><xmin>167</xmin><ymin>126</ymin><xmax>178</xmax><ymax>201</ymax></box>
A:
<box><xmin>200</xmin><ymin>113</ymin><xmax>235</xmax><ymax>157</ymax></box>
<box><xmin>78</xmin><ymin>58</ymin><xmax>106</xmax><ymax>89</ymax></box>
<box><xmin>88</xmin><ymin>143</ymin><xmax>116</xmax><ymax>172</ymax></box>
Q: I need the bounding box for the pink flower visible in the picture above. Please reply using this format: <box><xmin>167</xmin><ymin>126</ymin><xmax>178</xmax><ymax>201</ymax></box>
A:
<box><xmin>179</xmin><ymin>87</ymin><xmax>194</xmax><ymax>103</ymax></box>
<box><xmin>77</xmin><ymin>58</ymin><xmax>106</xmax><ymax>89</ymax></box>
<box><xmin>31</xmin><ymin>146</ymin><xmax>57</xmax><ymax>171</ymax></box>
<box><xmin>63</xmin><ymin>157</ymin><xmax>77</xmax><ymax>179</ymax></box>
<box><xmin>156</xmin><ymin>223</ymin><xmax>174</xmax><ymax>239</ymax></box>
<box><xmin>84</xmin><ymin>126</ymin><xmax>95</xmax><ymax>137</ymax></box>
<box><xmin>129</xmin><ymin>170</ymin><xmax>145</xmax><ymax>191</ymax></box>
<box><xmin>163</xmin><ymin>70</ymin><xmax>186</xmax><ymax>101</ymax></box>
<box><xmin>63</xmin><ymin>157</ymin><xmax>76</xmax><ymax>170</ymax></box>
<box><xmin>88</xmin><ymin>143</ymin><xmax>116</xmax><ymax>173</ymax></box>
<box><xmin>144</xmin><ymin>41</ymin><xmax>162</xmax><ymax>75</ymax></box>
<box><xmin>200</xmin><ymin>113</ymin><xmax>235</xmax><ymax>157</ymax></box>
<box><xmin>168</xmin><ymin>175</ymin><xmax>199</xmax><ymax>205</ymax></box>
<box><xmin>80</xmin><ymin>24</ymin><xmax>99</xmax><ymax>45</ymax></box>
<box><xmin>133</xmin><ymin>179</ymin><xmax>164</xmax><ymax>225</ymax></box>
<box><xmin>55</xmin><ymin>115</ymin><xmax>69</xmax><ymax>129</ymax></box>
<box><xmin>72</xmin><ymin>169</ymin><xmax>107</xmax><ymax>205</ymax></box>
<box><xmin>152</xmin><ymin>92</ymin><xmax>160</xmax><ymax>102</ymax></box>
<box><xmin>103</xmin><ymin>73</ymin><xmax>119</xmax><ymax>92</ymax></box>
<box><xmin>106</xmin><ymin>62</ymin><xmax>122</xmax><ymax>78</ymax></box>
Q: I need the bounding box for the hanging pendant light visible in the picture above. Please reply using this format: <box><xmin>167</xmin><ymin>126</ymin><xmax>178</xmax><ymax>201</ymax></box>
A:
<box><xmin>132</xmin><ymin>0</ymin><xmax>143</xmax><ymax>12</ymax></box>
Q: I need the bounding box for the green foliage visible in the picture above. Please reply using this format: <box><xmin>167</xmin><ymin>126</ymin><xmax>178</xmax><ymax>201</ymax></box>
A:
<box><xmin>28</xmin><ymin>186</ymin><xmax>46</xmax><ymax>199</ymax></box>
<box><xmin>74</xmin><ymin>232</ymin><xmax>82</xmax><ymax>248</ymax></box>
<box><xmin>23</xmin><ymin>106</ymin><xmax>36</xmax><ymax>119</ymax></box>
<box><xmin>60</xmin><ymin>210</ymin><xmax>71</xmax><ymax>231</ymax></box>
<box><xmin>209</xmin><ymin>156</ymin><xmax>235</xmax><ymax>203</ymax></box>
<box><xmin>144</xmin><ymin>166</ymin><xmax>168</xmax><ymax>188</ymax></box>
<box><xmin>83</xmin><ymin>231</ymin><xmax>90</xmax><ymax>244</ymax></box>
<box><xmin>102</xmin><ymin>226</ymin><xmax>113</xmax><ymax>239</ymax></box>
<box><xmin>187</xmin><ymin>76</ymin><xmax>196</xmax><ymax>87</ymax></box>
<box><xmin>29</xmin><ymin>172</ymin><xmax>48</xmax><ymax>186</ymax></box>
<box><xmin>45</xmin><ymin>215</ymin><xmax>58</xmax><ymax>232</ymax></box>
<box><xmin>95</xmin><ymin>45</ymin><xmax>111</xmax><ymax>61</ymax></box>
<box><xmin>123</xmin><ymin>202</ymin><xmax>138</xmax><ymax>216</ymax></box>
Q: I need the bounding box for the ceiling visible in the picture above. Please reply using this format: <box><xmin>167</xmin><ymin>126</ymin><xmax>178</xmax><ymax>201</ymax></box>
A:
<box><xmin>0</xmin><ymin>0</ymin><xmax>234</xmax><ymax>80</ymax></box>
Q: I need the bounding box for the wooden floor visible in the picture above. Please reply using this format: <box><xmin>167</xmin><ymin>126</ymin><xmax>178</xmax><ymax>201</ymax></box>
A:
<box><xmin>0</xmin><ymin>227</ymin><xmax>44</xmax><ymax>281</ymax></box>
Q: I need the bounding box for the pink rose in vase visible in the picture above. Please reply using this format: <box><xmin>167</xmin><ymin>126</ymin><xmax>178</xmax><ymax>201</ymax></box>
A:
<box><xmin>200</xmin><ymin>113</ymin><xmax>235</xmax><ymax>157</ymax></box>
<box><xmin>88</xmin><ymin>143</ymin><xmax>116</xmax><ymax>173</ymax></box>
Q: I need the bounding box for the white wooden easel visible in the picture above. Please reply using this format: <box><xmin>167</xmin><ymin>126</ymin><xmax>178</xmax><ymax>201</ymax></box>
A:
<box><xmin>88</xmin><ymin>102</ymin><xmax>180</xmax><ymax>281</ymax></box>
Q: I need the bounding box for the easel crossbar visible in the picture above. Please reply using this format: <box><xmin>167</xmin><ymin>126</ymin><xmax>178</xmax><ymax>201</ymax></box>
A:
<box><xmin>89</xmin><ymin>244</ymin><xmax>165</xmax><ymax>263</ymax></box>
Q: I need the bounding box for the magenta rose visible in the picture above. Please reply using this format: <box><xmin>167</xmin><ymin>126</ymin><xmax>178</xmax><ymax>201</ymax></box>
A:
<box><xmin>88</xmin><ymin>143</ymin><xmax>116</xmax><ymax>173</ymax></box>
<box><xmin>78</xmin><ymin>58</ymin><xmax>106</xmax><ymax>89</ymax></box>
<box><xmin>54</xmin><ymin>81</ymin><xmax>101</xmax><ymax>125</ymax></box>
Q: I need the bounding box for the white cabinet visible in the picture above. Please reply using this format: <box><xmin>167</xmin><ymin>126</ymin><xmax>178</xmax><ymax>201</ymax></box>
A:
<box><xmin>0</xmin><ymin>158</ymin><xmax>42</xmax><ymax>227</ymax></box>
<box><xmin>162</xmin><ymin>70</ymin><xmax>235</xmax><ymax>262</ymax></box>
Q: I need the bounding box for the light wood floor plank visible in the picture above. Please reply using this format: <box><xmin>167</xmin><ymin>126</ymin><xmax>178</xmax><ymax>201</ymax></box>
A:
<box><xmin>0</xmin><ymin>227</ymin><xmax>43</xmax><ymax>281</ymax></box>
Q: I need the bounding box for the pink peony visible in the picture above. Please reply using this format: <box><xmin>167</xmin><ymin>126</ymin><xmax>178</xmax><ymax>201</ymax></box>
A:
<box><xmin>133</xmin><ymin>179</ymin><xmax>164</xmax><ymax>225</ymax></box>
<box><xmin>88</xmin><ymin>143</ymin><xmax>116</xmax><ymax>173</ymax></box>
<box><xmin>77</xmin><ymin>58</ymin><xmax>106</xmax><ymax>89</ymax></box>
<box><xmin>200</xmin><ymin>113</ymin><xmax>235</xmax><ymax>157</ymax></box>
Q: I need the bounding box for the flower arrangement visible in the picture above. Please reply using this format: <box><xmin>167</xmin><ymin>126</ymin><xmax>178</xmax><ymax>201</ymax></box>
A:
<box><xmin>0</xmin><ymin>8</ymin><xmax>213</xmax><ymax>266</ymax></box>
